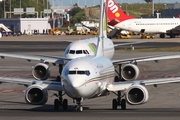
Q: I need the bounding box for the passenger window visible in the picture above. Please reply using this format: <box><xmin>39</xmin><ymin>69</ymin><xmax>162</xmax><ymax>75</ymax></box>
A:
<box><xmin>76</xmin><ymin>50</ymin><xmax>82</xmax><ymax>54</ymax></box>
<box><xmin>69</xmin><ymin>50</ymin><xmax>75</xmax><ymax>54</ymax></box>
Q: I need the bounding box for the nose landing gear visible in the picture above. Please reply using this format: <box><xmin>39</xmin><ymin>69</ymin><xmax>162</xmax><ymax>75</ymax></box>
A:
<box><xmin>74</xmin><ymin>98</ymin><xmax>83</xmax><ymax>112</ymax></box>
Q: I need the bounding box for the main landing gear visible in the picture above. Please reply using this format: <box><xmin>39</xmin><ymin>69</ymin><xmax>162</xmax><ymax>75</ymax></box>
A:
<box><xmin>112</xmin><ymin>91</ymin><xmax>126</xmax><ymax>110</ymax></box>
<box><xmin>54</xmin><ymin>91</ymin><xmax>68</xmax><ymax>110</ymax></box>
<box><xmin>74</xmin><ymin>98</ymin><xmax>83</xmax><ymax>112</ymax></box>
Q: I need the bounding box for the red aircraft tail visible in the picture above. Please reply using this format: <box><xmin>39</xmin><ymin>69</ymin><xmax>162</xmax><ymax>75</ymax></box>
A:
<box><xmin>106</xmin><ymin>0</ymin><xmax>134</xmax><ymax>26</ymax></box>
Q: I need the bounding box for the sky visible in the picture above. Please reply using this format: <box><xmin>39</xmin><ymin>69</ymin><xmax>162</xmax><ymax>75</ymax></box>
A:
<box><xmin>49</xmin><ymin>0</ymin><xmax>179</xmax><ymax>7</ymax></box>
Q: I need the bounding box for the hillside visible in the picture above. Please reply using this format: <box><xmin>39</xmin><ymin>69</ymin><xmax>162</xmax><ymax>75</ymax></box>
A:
<box><xmin>85</xmin><ymin>3</ymin><xmax>165</xmax><ymax>20</ymax></box>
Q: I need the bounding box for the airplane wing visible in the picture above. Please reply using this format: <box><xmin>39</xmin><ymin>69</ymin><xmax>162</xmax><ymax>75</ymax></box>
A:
<box><xmin>107</xmin><ymin>77</ymin><xmax>180</xmax><ymax>91</ymax></box>
<box><xmin>0</xmin><ymin>77</ymin><xmax>63</xmax><ymax>91</ymax></box>
<box><xmin>113</xmin><ymin>41</ymin><xmax>149</xmax><ymax>47</ymax></box>
<box><xmin>0</xmin><ymin>53</ymin><xmax>72</xmax><ymax>64</ymax></box>
<box><xmin>166</xmin><ymin>25</ymin><xmax>180</xmax><ymax>34</ymax></box>
<box><xmin>112</xmin><ymin>54</ymin><xmax>180</xmax><ymax>64</ymax></box>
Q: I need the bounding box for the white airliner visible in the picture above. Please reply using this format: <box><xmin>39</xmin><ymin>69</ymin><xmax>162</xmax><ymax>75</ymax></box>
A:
<box><xmin>1</xmin><ymin>0</ymin><xmax>180</xmax><ymax>112</ymax></box>
<box><xmin>0</xmin><ymin>32</ymin><xmax>2</xmax><ymax>38</ymax></box>
<box><xmin>107</xmin><ymin>0</ymin><xmax>180</xmax><ymax>38</ymax></box>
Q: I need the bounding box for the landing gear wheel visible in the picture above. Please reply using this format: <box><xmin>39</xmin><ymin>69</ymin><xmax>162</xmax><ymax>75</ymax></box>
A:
<box><xmin>74</xmin><ymin>105</ymin><xmax>83</xmax><ymax>112</ymax></box>
<box><xmin>56</xmin><ymin>76</ymin><xmax>61</xmax><ymax>82</ymax></box>
<box><xmin>121</xmin><ymin>99</ymin><xmax>126</xmax><ymax>110</ymax></box>
<box><xmin>112</xmin><ymin>99</ymin><xmax>118</xmax><ymax>110</ymax></box>
<box><xmin>114</xmin><ymin>76</ymin><xmax>119</xmax><ymax>82</ymax></box>
<box><xmin>63</xmin><ymin>99</ymin><xmax>68</xmax><ymax>110</ymax></box>
<box><xmin>79</xmin><ymin>105</ymin><xmax>83</xmax><ymax>112</ymax></box>
<box><xmin>54</xmin><ymin>99</ymin><xmax>59</xmax><ymax>110</ymax></box>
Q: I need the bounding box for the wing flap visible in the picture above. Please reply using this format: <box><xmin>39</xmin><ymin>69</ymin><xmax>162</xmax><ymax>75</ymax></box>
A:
<box><xmin>112</xmin><ymin>54</ymin><xmax>180</xmax><ymax>64</ymax></box>
<box><xmin>0</xmin><ymin>77</ymin><xmax>63</xmax><ymax>91</ymax></box>
<box><xmin>107</xmin><ymin>77</ymin><xmax>180</xmax><ymax>92</ymax></box>
<box><xmin>114</xmin><ymin>41</ymin><xmax>149</xmax><ymax>47</ymax></box>
<box><xmin>140</xmin><ymin>77</ymin><xmax>180</xmax><ymax>86</ymax></box>
<box><xmin>0</xmin><ymin>77</ymin><xmax>34</xmax><ymax>85</ymax></box>
<box><xmin>0</xmin><ymin>53</ymin><xmax>70</xmax><ymax>64</ymax></box>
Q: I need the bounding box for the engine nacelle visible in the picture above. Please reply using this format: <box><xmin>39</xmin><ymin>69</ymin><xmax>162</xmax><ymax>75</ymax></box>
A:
<box><xmin>125</xmin><ymin>85</ymin><xmax>149</xmax><ymax>105</ymax></box>
<box><xmin>32</xmin><ymin>63</ymin><xmax>50</xmax><ymax>80</ymax></box>
<box><xmin>25</xmin><ymin>85</ymin><xmax>48</xmax><ymax>105</ymax></box>
<box><xmin>121</xmin><ymin>64</ymin><xmax>139</xmax><ymax>80</ymax></box>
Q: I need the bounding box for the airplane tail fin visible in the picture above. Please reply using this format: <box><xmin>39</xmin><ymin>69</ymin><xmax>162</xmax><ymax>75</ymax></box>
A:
<box><xmin>107</xmin><ymin>0</ymin><xmax>134</xmax><ymax>26</ymax></box>
<box><xmin>95</xmin><ymin>0</ymin><xmax>107</xmax><ymax>57</ymax></box>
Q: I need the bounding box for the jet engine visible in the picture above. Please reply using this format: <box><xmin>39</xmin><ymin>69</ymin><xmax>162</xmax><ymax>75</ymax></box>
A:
<box><xmin>25</xmin><ymin>85</ymin><xmax>48</xmax><ymax>105</ymax></box>
<box><xmin>121</xmin><ymin>64</ymin><xmax>139</xmax><ymax>80</ymax></box>
<box><xmin>125</xmin><ymin>85</ymin><xmax>149</xmax><ymax>105</ymax></box>
<box><xmin>32</xmin><ymin>63</ymin><xmax>50</xmax><ymax>80</ymax></box>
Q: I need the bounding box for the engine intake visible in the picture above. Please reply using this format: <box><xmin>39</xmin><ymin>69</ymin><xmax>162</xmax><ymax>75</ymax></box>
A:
<box><xmin>25</xmin><ymin>85</ymin><xmax>48</xmax><ymax>105</ymax></box>
<box><xmin>32</xmin><ymin>63</ymin><xmax>50</xmax><ymax>80</ymax></box>
<box><xmin>125</xmin><ymin>85</ymin><xmax>149</xmax><ymax>105</ymax></box>
<box><xmin>121</xmin><ymin>64</ymin><xmax>139</xmax><ymax>80</ymax></box>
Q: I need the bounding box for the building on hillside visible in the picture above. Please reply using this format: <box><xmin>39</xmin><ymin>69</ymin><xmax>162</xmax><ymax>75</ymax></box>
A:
<box><xmin>161</xmin><ymin>3</ymin><xmax>180</xmax><ymax>18</ymax></box>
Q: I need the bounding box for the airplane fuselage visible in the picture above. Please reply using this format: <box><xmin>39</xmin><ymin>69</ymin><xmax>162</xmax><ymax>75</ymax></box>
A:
<box><xmin>61</xmin><ymin>56</ymin><xmax>115</xmax><ymax>99</ymax></box>
<box><xmin>63</xmin><ymin>38</ymin><xmax>115</xmax><ymax>59</ymax></box>
<box><xmin>114</xmin><ymin>18</ymin><xmax>180</xmax><ymax>33</ymax></box>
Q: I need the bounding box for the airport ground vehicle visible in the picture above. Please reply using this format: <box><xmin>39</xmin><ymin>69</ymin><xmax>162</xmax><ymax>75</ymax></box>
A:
<box><xmin>140</xmin><ymin>33</ymin><xmax>154</xmax><ymax>39</ymax></box>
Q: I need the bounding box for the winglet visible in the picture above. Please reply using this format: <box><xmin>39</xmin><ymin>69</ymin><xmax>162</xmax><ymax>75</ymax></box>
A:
<box><xmin>107</xmin><ymin>0</ymin><xmax>134</xmax><ymax>26</ymax></box>
<box><xmin>95</xmin><ymin>0</ymin><xmax>107</xmax><ymax>57</ymax></box>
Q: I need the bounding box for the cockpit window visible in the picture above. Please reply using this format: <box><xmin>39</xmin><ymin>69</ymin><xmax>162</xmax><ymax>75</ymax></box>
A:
<box><xmin>76</xmin><ymin>50</ymin><xmax>82</xmax><ymax>54</ymax></box>
<box><xmin>68</xmin><ymin>70</ymin><xmax>90</xmax><ymax>76</ymax></box>
<box><xmin>77</xmin><ymin>71</ymin><xmax>85</xmax><ymax>74</ymax></box>
<box><xmin>69</xmin><ymin>71</ymin><xmax>76</xmax><ymax>74</ymax></box>
<box><xmin>69</xmin><ymin>50</ymin><xmax>75</xmax><ymax>54</ymax></box>
<box><xmin>83</xmin><ymin>50</ymin><xmax>89</xmax><ymax>54</ymax></box>
<box><xmin>68</xmin><ymin>50</ymin><xmax>89</xmax><ymax>55</ymax></box>
<box><xmin>85</xmin><ymin>70</ymin><xmax>90</xmax><ymax>76</ymax></box>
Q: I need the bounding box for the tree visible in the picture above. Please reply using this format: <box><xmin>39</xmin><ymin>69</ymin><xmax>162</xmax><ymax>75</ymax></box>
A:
<box><xmin>0</xmin><ymin>0</ymin><xmax>50</xmax><ymax>18</ymax></box>
<box><xmin>144</xmin><ymin>0</ymin><xmax>153</xmax><ymax>3</ymax></box>
<box><xmin>69</xmin><ymin>7</ymin><xmax>85</xmax><ymax>26</ymax></box>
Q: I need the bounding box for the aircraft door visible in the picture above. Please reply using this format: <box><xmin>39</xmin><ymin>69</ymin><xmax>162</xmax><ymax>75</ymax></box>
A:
<box><xmin>128</xmin><ymin>21</ymin><xmax>131</xmax><ymax>29</ymax></box>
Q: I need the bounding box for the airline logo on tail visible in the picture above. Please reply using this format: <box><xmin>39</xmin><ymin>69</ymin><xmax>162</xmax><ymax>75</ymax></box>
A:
<box><xmin>108</xmin><ymin>0</ymin><xmax>120</xmax><ymax>18</ymax></box>
<box><xmin>107</xmin><ymin>0</ymin><xmax>134</xmax><ymax>26</ymax></box>
<box><xmin>88</xmin><ymin>43</ymin><xmax>97</xmax><ymax>54</ymax></box>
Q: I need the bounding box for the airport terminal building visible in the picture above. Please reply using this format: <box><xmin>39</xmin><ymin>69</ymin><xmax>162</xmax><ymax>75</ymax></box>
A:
<box><xmin>0</xmin><ymin>18</ymin><xmax>51</xmax><ymax>34</ymax></box>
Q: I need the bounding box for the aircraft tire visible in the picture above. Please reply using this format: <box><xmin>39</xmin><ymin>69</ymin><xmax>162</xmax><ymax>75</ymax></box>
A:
<box><xmin>63</xmin><ymin>99</ymin><xmax>68</xmax><ymax>110</ymax></box>
<box><xmin>121</xmin><ymin>99</ymin><xmax>126</xmax><ymax>110</ymax></box>
<box><xmin>160</xmin><ymin>34</ymin><xmax>165</xmax><ymax>38</ymax></box>
<box><xmin>112</xmin><ymin>99</ymin><xmax>118</xmax><ymax>110</ymax></box>
<box><xmin>54</xmin><ymin>99</ymin><xmax>59</xmax><ymax>110</ymax></box>
<box><xmin>56</xmin><ymin>76</ymin><xmax>61</xmax><ymax>82</ymax></box>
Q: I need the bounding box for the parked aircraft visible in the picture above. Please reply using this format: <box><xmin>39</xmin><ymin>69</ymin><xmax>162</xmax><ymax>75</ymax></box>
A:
<box><xmin>1</xmin><ymin>0</ymin><xmax>180</xmax><ymax>112</ymax></box>
<box><xmin>107</xmin><ymin>0</ymin><xmax>180</xmax><ymax>38</ymax></box>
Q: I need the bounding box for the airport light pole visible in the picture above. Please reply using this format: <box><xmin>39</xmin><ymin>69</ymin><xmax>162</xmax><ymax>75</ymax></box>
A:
<box><xmin>152</xmin><ymin>0</ymin><xmax>154</xmax><ymax>17</ymax></box>
<box><xmin>9</xmin><ymin>0</ymin><xmax>11</xmax><ymax>18</ymax></box>
<box><xmin>46</xmin><ymin>0</ymin><xmax>48</xmax><ymax>17</ymax></box>
<box><xmin>20</xmin><ymin>0</ymin><xmax>21</xmax><ymax>18</ymax></box>
<box><xmin>4</xmin><ymin>0</ymin><xmax>5</xmax><ymax>18</ymax></box>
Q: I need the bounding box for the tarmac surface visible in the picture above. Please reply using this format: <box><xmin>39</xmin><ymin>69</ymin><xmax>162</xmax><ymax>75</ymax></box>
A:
<box><xmin>0</xmin><ymin>35</ymin><xmax>180</xmax><ymax>119</ymax></box>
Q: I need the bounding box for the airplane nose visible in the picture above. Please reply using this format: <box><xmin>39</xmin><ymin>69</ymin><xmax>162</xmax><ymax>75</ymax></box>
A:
<box><xmin>70</xmin><ymin>79</ymin><xmax>82</xmax><ymax>88</ymax></box>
